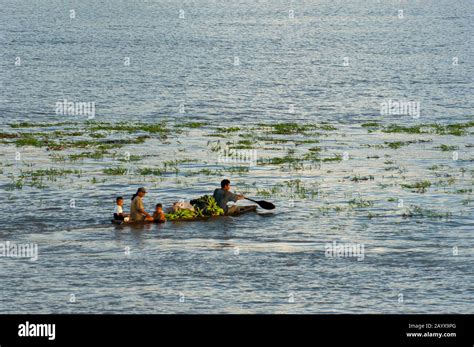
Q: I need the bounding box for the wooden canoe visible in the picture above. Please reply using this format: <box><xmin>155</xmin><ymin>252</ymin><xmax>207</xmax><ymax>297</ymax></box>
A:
<box><xmin>111</xmin><ymin>205</ymin><xmax>258</xmax><ymax>225</ymax></box>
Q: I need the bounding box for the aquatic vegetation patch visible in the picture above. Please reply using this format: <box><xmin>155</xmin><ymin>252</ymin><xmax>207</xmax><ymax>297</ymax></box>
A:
<box><xmin>10</xmin><ymin>121</ymin><xmax>78</xmax><ymax>128</ymax></box>
<box><xmin>184</xmin><ymin>168</ymin><xmax>222</xmax><ymax>176</ymax></box>
<box><xmin>256</xmin><ymin>183</ymin><xmax>284</xmax><ymax>197</ymax></box>
<box><xmin>384</xmin><ymin>165</ymin><xmax>402</xmax><ymax>172</ymax></box>
<box><xmin>7</xmin><ymin>167</ymin><xmax>81</xmax><ymax>189</ymax></box>
<box><xmin>15</xmin><ymin>136</ymin><xmax>45</xmax><ymax>147</ymax></box>
<box><xmin>315</xmin><ymin>205</ymin><xmax>352</xmax><ymax>215</ymax></box>
<box><xmin>302</xmin><ymin>151</ymin><xmax>321</xmax><ymax>162</ymax></box>
<box><xmin>103</xmin><ymin>167</ymin><xmax>128</xmax><ymax>175</ymax></box>
<box><xmin>259</xmin><ymin>156</ymin><xmax>298</xmax><ymax>165</ymax></box>
<box><xmin>205</xmin><ymin>133</ymin><xmax>229</xmax><ymax>138</ymax></box>
<box><xmin>225</xmin><ymin>166</ymin><xmax>250</xmax><ymax>174</ymax></box>
<box><xmin>385</xmin><ymin>141</ymin><xmax>416</xmax><ymax>149</ymax></box>
<box><xmin>308</xmin><ymin>146</ymin><xmax>322</xmax><ymax>152</ymax></box>
<box><xmin>256</xmin><ymin>137</ymin><xmax>320</xmax><ymax>145</ymax></box>
<box><xmin>137</xmin><ymin>167</ymin><xmax>165</xmax><ymax>176</ymax></box>
<box><xmin>52</xmin><ymin>130</ymin><xmax>84</xmax><ymax>137</ymax></box>
<box><xmin>383</xmin><ymin>125</ymin><xmax>424</xmax><ymax>134</ymax></box>
<box><xmin>253</xmin><ymin>180</ymin><xmax>318</xmax><ymax>199</ymax></box>
<box><xmin>402</xmin><ymin>205</ymin><xmax>452</xmax><ymax>219</ymax></box>
<box><xmin>271</xmin><ymin>123</ymin><xmax>311</xmax><ymax>134</ymax></box>
<box><xmin>221</xmin><ymin>126</ymin><xmax>241</xmax><ymax>133</ymax></box>
<box><xmin>365</xmin><ymin>121</ymin><xmax>474</xmax><ymax>136</ymax></box>
<box><xmin>20</xmin><ymin>168</ymin><xmax>80</xmax><ymax>179</ymax></box>
<box><xmin>428</xmin><ymin>164</ymin><xmax>446</xmax><ymax>171</ymax></box>
<box><xmin>174</xmin><ymin>122</ymin><xmax>208</xmax><ymax>129</ymax></box>
<box><xmin>0</xmin><ymin>133</ymin><xmax>19</xmax><ymax>139</ymax></box>
<box><xmin>228</xmin><ymin>139</ymin><xmax>254</xmax><ymax>149</ymax></box>
<box><xmin>435</xmin><ymin>177</ymin><xmax>456</xmax><ymax>186</ymax></box>
<box><xmin>258</xmin><ymin>122</ymin><xmax>337</xmax><ymax>135</ymax></box>
<box><xmin>350</xmin><ymin>175</ymin><xmax>375</xmax><ymax>182</ymax></box>
<box><xmin>362</xmin><ymin>144</ymin><xmax>385</xmax><ymax>149</ymax></box>
<box><xmin>453</xmin><ymin>188</ymin><xmax>472</xmax><ymax>194</ymax></box>
<box><xmin>430</xmin><ymin>122</ymin><xmax>474</xmax><ymax>136</ymax></box>
<box><xmin>436</xmin><ymin>144</ymin><xmax>459</xmax><ymax>151</ymax></box>
<box><xmin>286</xmin><ymin>139</ymin><xmax>319</xmax><ymax>145</ymax></box>
<box><xmin>86</xmin><ymin>121</ymin><xmax>169</xmax><ymax>135</ymax></box>
<box><xmin>361</xmin><ymin>122</ymin><xmax>380</xmax><ymax>128</ymax></box>
<box><xmin>401</xmin><ymin>180</ymin><xmax>431</xmax><ymax>193</ymax></box>
<box><xmin>318</xmin><ymin>124</ymin><xmax>338</xmax><ymax>131</ymax></box>
<box><xmin>89</xmin><ymin>132</ymin><xmax>108</xmax><ymax>138</ymax></box>
<box><xmin>10</xmin><ymin>131</ymin><xmax>152</xmax><ymax>150</ymax></box>
<box><xmin>284</xmin><ymin>179</ymin><xmax>319</xmax><ymax>199</ymax></box>
<box><xmin>348</xmin><ymin>198</ymin><xmax>374</xmax><ymax>208</ymax></box>
<box><xmin>6</xmin><ymin>177</ymin><xmax>25</xmax><ymax>190</ymax></box>
<box><xmin>50</xmin><ymin>154</ymin><xmax>67</xmax><ymax>162</ymax></box>
<box><xmin>69</xmin><ymin>150</ymin><xmax>109</xmax><ymax>161</ymax></box>
<box><xmin>137</xmin><ymin>161</ymin><xmax>182</xmax><ymax>176</ymax></box>
<box><xmin>321</xmin><ymin>155</ymin><xmax>343</xmax><ymax>162</ymax></box>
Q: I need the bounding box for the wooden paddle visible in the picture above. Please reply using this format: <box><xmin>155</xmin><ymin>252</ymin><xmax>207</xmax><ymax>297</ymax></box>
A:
<box><xmin>244</xmin><ymin>197</ymin><xmax>275</xmax><ymax>210</ymax></box>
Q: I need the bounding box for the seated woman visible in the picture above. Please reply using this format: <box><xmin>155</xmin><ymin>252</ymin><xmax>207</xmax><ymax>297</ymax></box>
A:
<box><xmin>130</xmin><ymin>187</ymin><xmax>154</xmax><ymax>221</ymax></box>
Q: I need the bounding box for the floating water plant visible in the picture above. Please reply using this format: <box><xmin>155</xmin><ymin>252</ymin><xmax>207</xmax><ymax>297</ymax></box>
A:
<box><xmin>103</xmin><ymin>167</ymin><xmax>128</xmax><ymax>175</ymax></box>
<box><xmin>401</xmin><ymin>180</ymin><xmax>431</xmax><ymax>193</ymax></box>
<box><xmin>436</xmin><ymin>144</ymin><xmax>459</xmax><ymax>151</ymax></box>
<box><xmin>348</xmin><ymin>198</ymin><xmax>374</xmax><ymax>208</ymax></box>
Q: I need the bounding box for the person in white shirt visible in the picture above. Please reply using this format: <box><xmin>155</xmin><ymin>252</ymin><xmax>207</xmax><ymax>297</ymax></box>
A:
<box><xmin>113</xmin><ymin>197</ymin><xmax>129</xmax><ymax>221</ymax></box>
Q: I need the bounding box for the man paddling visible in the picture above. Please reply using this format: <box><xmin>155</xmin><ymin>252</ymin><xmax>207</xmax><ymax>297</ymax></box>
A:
<box><xmin>213</xmin><ymin>179</ymin><xmax>244</xmax><ymax>215</ymax></box>
<box><xmin>130</xmin><ymin>187</ymin><xmax>153</xmax><ymax>221</ymax></box>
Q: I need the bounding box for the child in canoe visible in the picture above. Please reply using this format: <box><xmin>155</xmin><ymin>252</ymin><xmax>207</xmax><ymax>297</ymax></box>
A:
<box><xmin>114</xmin><ymin>197</ymin><xmax>130</xmax><ymax>221</ymax></box>
<box><xmin>153</xmin><ymin>203</ymin><xmax>166</xmax><ymax>223</ymax></box>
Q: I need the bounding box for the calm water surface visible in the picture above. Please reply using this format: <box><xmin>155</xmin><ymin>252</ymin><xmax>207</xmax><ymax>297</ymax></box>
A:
<box><xmin>0</xmin><ymin>0</ymin><xmax>472</xmax><ymax>313</ymax></box>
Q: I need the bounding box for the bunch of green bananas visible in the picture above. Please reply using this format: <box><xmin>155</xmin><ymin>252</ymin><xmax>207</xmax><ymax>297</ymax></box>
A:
<box><xmin>166</xmin><ymin>196</ymin><xmax>225</xmax><ymax>220</ymax></box>
<box><xmin>206</xmin><ymin>200</ymin><xmax>224</xmax><ymax>216</ymax></box>
<box><xmin>165</xmin><ymin>208</ymin><xmax>196</xmax><ymax>220</ymax></box>
<box><xmin>193</xmin><ymin>195</ymin><xmax>224</xmax><ymax>216</ymax></box>
<box><xmin>194</xmin><ymin>207</ymin><xmax>204</xmax><ymax>218</ymax></box>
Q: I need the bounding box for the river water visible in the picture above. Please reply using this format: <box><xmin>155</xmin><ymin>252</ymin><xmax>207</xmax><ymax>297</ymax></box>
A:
<box><xmin>0</xmin><ymin>0</ymin><xmax>472</xmax><ymax>313</ymax></box>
